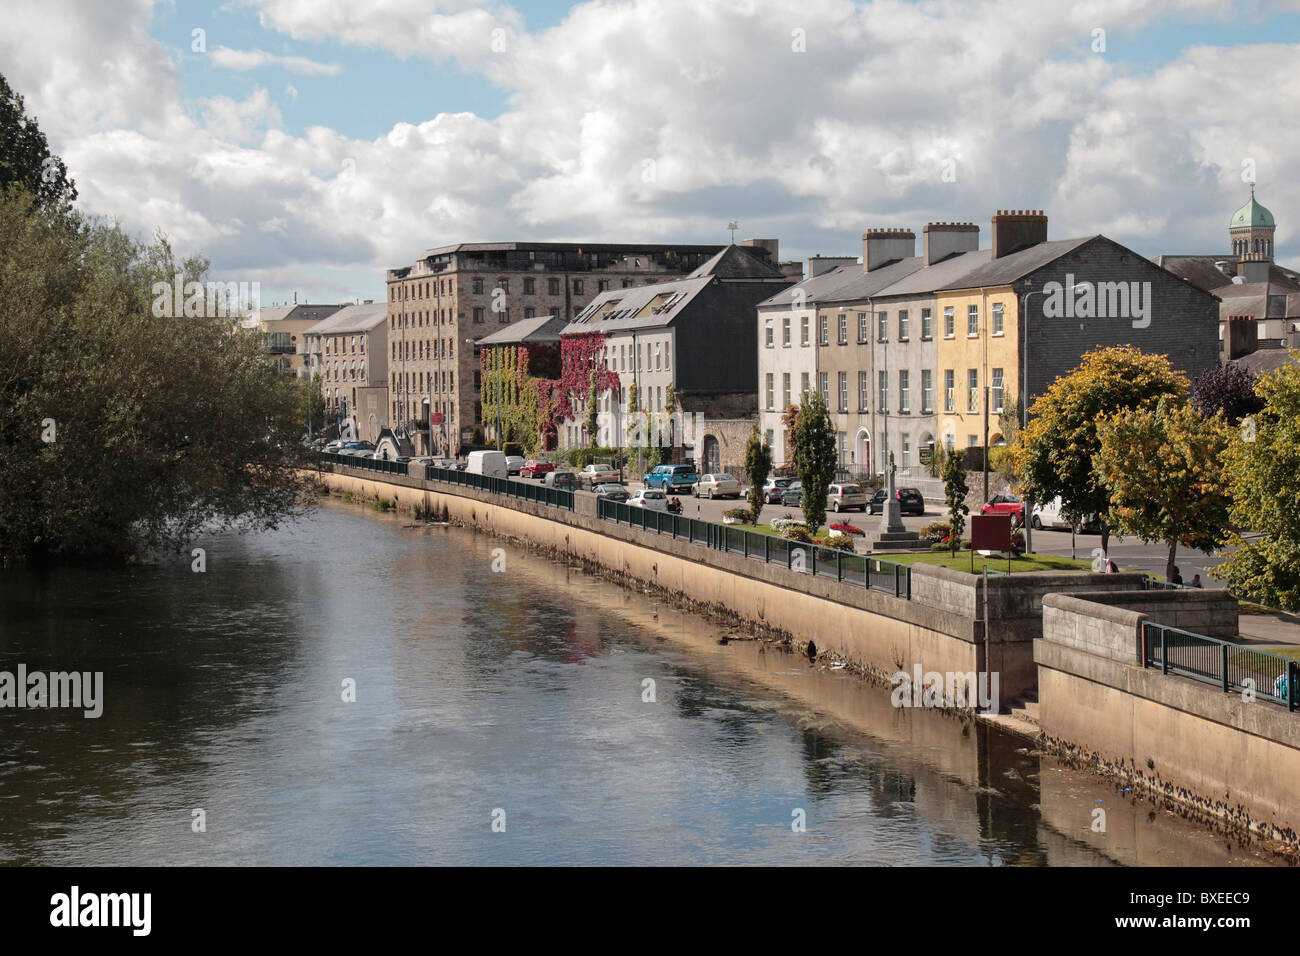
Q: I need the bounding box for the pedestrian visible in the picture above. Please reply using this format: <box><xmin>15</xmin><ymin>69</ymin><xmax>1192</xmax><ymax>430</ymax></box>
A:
<box><xmin>1106</xmin><ymin>558</ymin><xmax>1119</xmax><ymax>573</ymax></box>
<box><xmin>1171</xmin><ymin>566</ymin><xmax>1183</xmax><ymax>585</ymax></box>
<box><xmin>1191</xmin><ymin>574</ymin><xmax>1203</xmax><ymax>588</ymax></box>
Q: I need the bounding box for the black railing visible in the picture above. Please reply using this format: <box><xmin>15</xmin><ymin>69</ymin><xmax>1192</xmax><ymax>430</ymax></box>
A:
<box><xmin>596</xmin><ymin>499</ymin><xmax>911</xmax><ymax>599</ymax></box>
<box><xmin>424</xmin><ymin>465</ymin><xmax>574</xmax><ymax>511</ymax></box>
<box><xmin>319</xmin><ymin>451</ymin><xmax>408</xmax><ymax>475</ymax></box>
<box><xmin>1142</xmin><ymin>622</ymin><xmax>1299</xmax><ymax>711</ymax></box>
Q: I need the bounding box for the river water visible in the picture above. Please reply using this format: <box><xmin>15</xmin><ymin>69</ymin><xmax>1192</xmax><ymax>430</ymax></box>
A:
<box><xmin>0</xmin><ymin>500</ymin><xmax>1278</xmax><ymax>866</ymax></box>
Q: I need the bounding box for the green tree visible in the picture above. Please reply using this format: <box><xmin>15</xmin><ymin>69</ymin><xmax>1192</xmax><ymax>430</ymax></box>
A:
<box><xmin>943</xmin><ymin>451</ymin><xmax>969</xmax><ymax>556</ymax></box>
<box><xmin>0</xmin><ymin>191</ymin><xmax>309</xmax><ymax>564</ymax></box>
<box><xmin>1012</xmin><ymin>346</ymin><xmax>1188</xmax><ymax>556</ymax></box>
<box><xmin>793</xmin><ymin>390</ymin><xmax>835</xmax><ymax>532</ymax></box>
<box><xmin>0</xmin><ymin>72</ymin><xmax>77</xmax><ymax>210</ymax></box>
<box><xmin>299</xmin><ymin>373</ymin><xmax>326</xmax><ymax>438</ymax></box>
<box><xmin>585</xmin><ymin>368</ymin><xmax>599</xmax><ymax>448</ymax></box>
<box><xmin>1096</xmin><ymin>397</ymin><xmax>1232</xmax><ymax>582</ymax></box>
<box><xmin>744</xmin><ymin>420</ymin><xmax>772</xmax><ymax>525</ymax></box>
<box><xmin>1215</xmin><ymin>359</ymin><xmax>1300</xmax><ymax>608</ymax></box>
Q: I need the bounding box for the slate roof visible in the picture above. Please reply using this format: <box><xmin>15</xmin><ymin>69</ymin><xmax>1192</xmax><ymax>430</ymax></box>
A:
<box><xmin>934</xmin><ymin>237</ymin><xmax>1096</xmax><ymax>291</ymax></box>
<box><xmin>562</xmin><ymin>276</ymin><xmax>715</xmax><ymax>334</ymax></box>
<box><xmin>818</xmin><ymin>256</ymin><xmax>930</xmax><ymax>303</ymax></box>
<box><xmin>757</xmin><ymin>264</ymin><xmax>864</xmax><ymax>308</ymax></box>
<box><xmin>687</xmin><ymin>244</ymin><xmax>789</xmax><ymax>280</ymax></box>
<box><xmin>303</xmin><ymin>303</ymin><xmax>388</xmax><ymax>336</ymax></box>
<box><xmin>1155</xmin><ymin>255</ymin><xmax>1300</xmax><ymax>295</ymax></box>
<box><xmin>476</xmin><ymin>314</ymin><xmax>568</xmax><ymax>345</ymax></box>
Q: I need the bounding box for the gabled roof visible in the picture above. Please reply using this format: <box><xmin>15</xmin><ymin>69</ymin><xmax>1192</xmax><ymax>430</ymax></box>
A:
<box><xmin>758</xmin><ymin>264</ymin><xmax>863</xmax><ymax>308</ymax></box>
<box><xmin>935</xmin><ymin>237</ymin><xmax>1096</xmax><ymax>291</ymax></box>
<box><xmin>303</xmin><ymin>303</ymin><xmax>387</xmax><ymax>336</ymax></box>
<box><xmin>820</xmin><ymin>255</ymin><xmax>933</xmax><ymax>302</ymax></box>
<box><xmin>1156</xmin><ymin>255</ymin><xmax>1300</xmax><ymax>296</ymax></box>
<box><xmin>687</xmin><ymin>243</ymin><xmax>788</xmax><ymax>280</ymax></box>
<box><xmin>476</xmin><ymin>314</ymin><xmax>568</xmax><ymax>346</ymax></box>
<box><xmin>562</xmin><ymin>276</ymin><xmax>715</xmax><ymax>334</ymax></box>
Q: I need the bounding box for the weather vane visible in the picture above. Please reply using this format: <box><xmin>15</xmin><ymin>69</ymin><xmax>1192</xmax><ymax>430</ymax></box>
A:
<box><xmin>727</xmin><ymin>221</ymin><xmax>738</xmax><ymax>243</ymax></box>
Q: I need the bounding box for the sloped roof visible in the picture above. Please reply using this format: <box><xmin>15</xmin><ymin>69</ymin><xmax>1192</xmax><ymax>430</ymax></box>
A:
<box><xmin>758</xmin><ymin>264</ymin><xmax>863</xmax><ymax>308</ymax></box>
<box><xmin>562</xmin><ymin>276</ymin><xmax>715</xmax><ymax>334</ymax></box>
<box><xmin>1155</xmin><ymin>255</ymin><xmax>1300</xmax><ymax>295</ymax></box>
<box><xmin>687</xmin><ymin>243</ymin><xmax>788</xmax><ymax>280</ymax></box>
<box><xmin>1229</xmin><ymin>348</ymin><xmax>1298</xmax><ymax>376</ymax></box>
<box><xmin>935</xmin><ymin>237</ymin><xmax>1096</xmax><ymax>291</ymax></box>
<box><xmin>821</xmin><ymin>255</ymin><xmax>933</xmax><ymax>302</ymax></box>
<box><xmin>303</xmin><ymin>303</ymin><xmax>387</xmax><ymax>336</ymax></box>
<box><xmin>476</xmin><ymin>314</ymin><xmax>568</xmax><ymax>345</ymax></box>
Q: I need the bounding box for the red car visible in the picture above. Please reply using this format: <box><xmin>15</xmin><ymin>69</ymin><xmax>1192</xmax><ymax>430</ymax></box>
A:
<box><xmin>980</xmin><ymin>493</ymin><xmax>1025</xmax><ymax>525</ymax></box>
<box><xmin>519</xmin><ymin>459</ymin><xmax>555</xmax><ymax>479</ymax></box>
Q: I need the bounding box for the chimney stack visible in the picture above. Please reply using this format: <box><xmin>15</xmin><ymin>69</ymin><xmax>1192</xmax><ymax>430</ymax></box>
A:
<box><xmin>923</xmin><ymin>221</ymin><xmax>980</xmax><ymax>266</ymax></box>
<box><xmin>1240</xmin><ymin>254</ymin><xmax>1270</xmax><ymax>284</ymax></box>
<box><xmin>862</xmin><ymin>227</ymin><xmax>916</xmax><ymax>272</ymax></box>
<box><xmin>991</xmin><ymin>209</ymin><xmax>1048</xmax><ymax>259</ymax></box>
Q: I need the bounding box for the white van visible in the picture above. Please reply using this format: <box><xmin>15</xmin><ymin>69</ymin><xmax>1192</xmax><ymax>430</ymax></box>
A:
<box><xmin>466</xmin><ymin>450</ymin><xmax>508</xmax><ymax>478</ymax></box>
<box><xmin>1031</xmin><ymin>496</ymin><xmax>1099</xmax><ymax>531</ymax></box>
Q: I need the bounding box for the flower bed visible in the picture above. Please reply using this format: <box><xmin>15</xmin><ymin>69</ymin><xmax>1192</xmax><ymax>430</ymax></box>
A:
<box><xmin>828</xmin><ymin>522</ymin><xmax>865</xmax><ymax>537</ymax></box>
<box><xmin>722</xmin><ymin>507</ymin><xmax>753</xmax><ymax>525</ymax></box>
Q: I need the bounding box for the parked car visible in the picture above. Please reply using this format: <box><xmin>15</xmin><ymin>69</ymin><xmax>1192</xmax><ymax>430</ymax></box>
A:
<box><xmin>430</xmin><ymin>458</ymin><xmax>459</xmax><ymax>471</ymax></box>
<box><xmin>543</xmin><ymin>470</ymin><xmax>579</xmax><ymax>490</ymax></box>
<box><xmin>466</xmin><ymin>450</ymin><xmax>508</xmax><ymax>478</ymax></box>
<box><xmin>980</xmin><ymin>493</ymin><xmax>1025</xmax><ymax>525</ymax></box>
<box><xmin>593</xmin><ymin>483</ymin><xmax>630</xmax><ymax>502</ymax></box>
<box><xmin>695</xmin><ymin>473</ymin><xmax>741</xmax><ymax>499</ymax></box>
<box><xmin>780</xmin><ymin>481</ymin><xmax>804</xmax><ymax>507</ymax></box>
<box><xmin>644</xmin><ymin>464</ymin><xmax>697</xmax><ymax>493</ymax></box>
<box><xmin>868</xmin><ymin>487</ymin><xmax>926</xmax><ymax>516</ymax></box>
<box><xmin>827</xmin><ymin>483</ymin><xmax>867</xmax><ymax>512</ymax></box>
<box><xmin>762</xmin><ymin>476</ymin><xmax>794</xmax><ymax>503</ymax></box>
<box><xmin>324</xmin><ymin>439</ymin><xmax>346</xmax><ymax>453</ymax></box>
<box><xmin>520</xmin><ymin>459</ymin><xmax>555</xmax><ymax>479</ymax></box>
<box><xmin>505</xmin><ymin>455</ymin><xmax>525</xmax><ymax>476</ymax></box>
<box><xmin>579</xmin><ymin>462</ymin><xmax>620</xmax><ymax>487</ymax></box>
<box><xmin>1030</xmin><ymin>496</ymin><xmax>1099</xmax><ymax>531</ymax></box>
<box><xmin>337</xmin><ymin>441</ymin><xmax>376</xmax><ymax>457</ymax></box>
<box><xmin>627</xmin><ymin>488</ymin><xmax>668</xmax><ymax>511</ymax></box>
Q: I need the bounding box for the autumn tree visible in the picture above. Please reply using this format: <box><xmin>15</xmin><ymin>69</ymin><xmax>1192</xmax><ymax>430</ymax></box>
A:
<box><xmin>1215</xmin><ymin>358</ymin><xmax>1300</xmax><ymax>609</ymax></box>
<box><xmin>744</xmin><ymin>421</ymin><xmax>772</xmax><ymax>526</ymax></box>
<box><xmin>585</xmin><ymin>367</ymin><xmax>599</xmax><ymax>448</ymax></box>
<box><xmin>1191</xmin><ymin>361</ymin><xmax>1263</xmax><ymax>426</ymax></box>
<box><xmin>780</xmin><ymin>404</ymin><xmax>800</xmax><ymax>469</ymax></box>
<box><xmin>1012</xmin><ymin>346</ymin><xmax>1188</xmax><ymax>556</ymax></box>
<box><xmin>793</xmin><ymin>390</ymin><xmax>835</xmax><ymax>532</ymax></box>
<box><xmin>1096</xmin><ymin>397</ymin><xmax>1232</xmax><ymax>581</ymax></box>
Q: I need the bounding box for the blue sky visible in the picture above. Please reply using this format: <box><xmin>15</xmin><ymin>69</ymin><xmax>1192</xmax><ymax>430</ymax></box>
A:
<box><xmin>6</xmin><ymin>0</ymin><xmax>1299</xmax><ymax>306</ymax></box>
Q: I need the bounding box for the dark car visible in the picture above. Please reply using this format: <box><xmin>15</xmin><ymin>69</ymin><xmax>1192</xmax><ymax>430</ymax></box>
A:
<box><xmin>544</xmin><ymin>470</ymin><xmax>579</xmax><ymax>491</ymax></box>
<box><xmin>593</xmin><ymin>483</ymin><xmax>629</xmax><ymax>502</ymax></box>
<box><xmin>780</xmin><ymin>480</ymin><xmax>803</xmax><ymax>507</ymax></box>
<box><xmin>868</xmin><ymin>487</ymin><xmax>925</xmax><ymax>516</ymax></box>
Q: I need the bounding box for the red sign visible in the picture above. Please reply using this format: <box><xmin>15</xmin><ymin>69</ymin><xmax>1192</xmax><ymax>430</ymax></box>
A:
<box><xmin>970</xmin><ymin>514</ymin><xmax>1012</xmax><ymax>552</ymax></box>
<box><xmin>431</xmin><ymin>413</ymin><xmax>443</xmax><ymax>425</ymax></box>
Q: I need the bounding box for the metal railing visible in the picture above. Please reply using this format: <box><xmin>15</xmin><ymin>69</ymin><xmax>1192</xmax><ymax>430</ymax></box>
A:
<box><xmin>596</xmin><ymin>499</ymin><xmax>911</xmax><ymax>599</ymax></box>
<box><xmin>1142</xmin><ymin>622</ymin><xmax>1299</xmax><ymax>711</ymax></box>
<box><xmin>1140</xmin><ymin>577</ymin><xmax>1201</xmax><ymax>591</ymax></box>
<box><xmin>424</xmin><ymin>465</ymin><xmax>574</xmax><ymax>511</ymax></box>
<box><xmin>319</xmin><ymin>451</ymin><xmax>409</xmax><ymax>475</ymax></box>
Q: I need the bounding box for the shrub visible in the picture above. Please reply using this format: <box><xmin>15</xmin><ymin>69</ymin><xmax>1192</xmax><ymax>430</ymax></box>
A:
<box><xmin>723</xmin><ymin>508</ymin><xmax>753</xmax><ymax>522</ymax></box>
<box><xmin>921</xmin><ymin>521</ymin><xmax>951</xmax><ymax>542</ymax></box>
<box><xmin>816</xmin><ymin>534</ymin><xmax>856</xmax><ymax>551</ymax></box>
<box><xmin>780</xmin><ymin>523</ymin><xmax>812</xmax><ymax>542</ymax></box>
<box><xmin>771</xmin><ymin>516</ymin><xmax>802</xmax><ymax>533</ymax></box>
<box><xmin>929</xmin><ymin>541</ymin><xmax>950</xmax><ymax>552</ymax></box>
<box><xmin>373</xmin><ymin>497</ymin><xmax>395</xmax><ymax>512</ymax></box>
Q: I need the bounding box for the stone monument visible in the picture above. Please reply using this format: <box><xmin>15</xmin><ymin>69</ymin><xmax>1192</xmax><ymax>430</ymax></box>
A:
<box><xmin>871</xmin><ymin>451</ymin><xmax>923</xmax><ymax>552</ymax></box>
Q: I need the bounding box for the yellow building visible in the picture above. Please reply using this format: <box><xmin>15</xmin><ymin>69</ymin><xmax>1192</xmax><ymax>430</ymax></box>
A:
<box><xmin>933</xmin><ymin>286</ymin><xmax>1019</xmax><ymax>453</ymax></box>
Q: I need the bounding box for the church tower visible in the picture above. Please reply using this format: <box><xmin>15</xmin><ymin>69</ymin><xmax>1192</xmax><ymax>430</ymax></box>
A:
<box><xmin>1229</xmin><ymin>186</ymin><xmax>1276</xmax><ymax>261</ymax></box>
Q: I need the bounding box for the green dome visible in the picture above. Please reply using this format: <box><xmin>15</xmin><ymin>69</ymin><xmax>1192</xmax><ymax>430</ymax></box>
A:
<box><xmin>1230</xmin><ymin>192</ymin><xmax>1275</xmax><ymax>229</ymax></box>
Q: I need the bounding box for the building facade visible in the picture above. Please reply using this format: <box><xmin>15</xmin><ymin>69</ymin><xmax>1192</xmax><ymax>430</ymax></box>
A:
<box><xmin>303</xmin><ymin>303</ymin><xmax>389</xmax><ymax>441</ymax></box>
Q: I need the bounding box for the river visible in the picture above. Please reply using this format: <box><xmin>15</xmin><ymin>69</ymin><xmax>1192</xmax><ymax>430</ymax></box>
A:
<box><xmin>0</xmin><ymin>499</ymin><xmax>1277</xmax><ymax>866</ymax></box>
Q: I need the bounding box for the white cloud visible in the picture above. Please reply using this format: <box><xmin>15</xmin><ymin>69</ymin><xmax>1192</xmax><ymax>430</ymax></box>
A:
<box><xmin>210</xmin><ymin>46</ymin><xmax>343</xmax><ymax>76</ymax></box>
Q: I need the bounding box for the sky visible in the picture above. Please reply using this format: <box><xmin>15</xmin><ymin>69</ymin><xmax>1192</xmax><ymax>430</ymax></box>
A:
<box><xmin>2</xmin><ymin>0</ymin><xmax>1298</xmax><ymax>306</ymax></box>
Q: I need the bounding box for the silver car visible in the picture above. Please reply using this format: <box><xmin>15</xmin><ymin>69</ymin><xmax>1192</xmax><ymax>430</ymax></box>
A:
<box><xmin>827</xmin><ymin>483</ymin><xmax>867</xmax><ymax>512</ymax></box>
<box><xmin>695</xmin><ymin>473</ymin><xmax>741</xmax><ymax>499</ymax></box>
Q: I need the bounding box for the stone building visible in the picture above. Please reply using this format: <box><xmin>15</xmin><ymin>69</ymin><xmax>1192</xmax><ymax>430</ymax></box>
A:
<box><xmin>250</xmin><ymin>303</ymin><xmax>345</xmax><ymax>378</ymax></box>
<box><xmin>303</xmin><ymin>303</ymin><xmax>389</xmax><ymax>442</ymax></box>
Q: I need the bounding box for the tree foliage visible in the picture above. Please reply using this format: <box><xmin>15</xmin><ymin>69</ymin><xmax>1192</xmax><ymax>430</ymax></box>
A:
<box><xmin>1096</xmin><ymin>396</ymin><xmax>1232</xmax><ymax>581</ymax></box>
<box><xmin>0</xmin><ymin>72</ymin><xmax>76</xmax><ymax>210</ymax></box>
<box><xmin>943</xmin><ymin>451</ymin><xmax>969</xmax><ymax>556</ymax></box>
<box><xmin>793</xmin><ymin>390</ymin><xmax>835</xmax><ymax>532</ymax></box>
<box><xmin>744</xmin><ymin>421</ymin><xmax>772</xmax><ymax>526</ymax></box>
<box><xmin>1190</xmin><ymin>361</ymin><xmax>1263</xmax><ymax>426</ymax></box>
<box><xmin>0</xmin><ymin>191</ymin><xmax>310</xmax><ymax>563</ymax></box>
<box><xmin>1215</xmin><ymin>358</ymin><xmax>1300</xmax><ymax>609</ymax></box>
<box><xmin>1012</xmin><ymin>346</ymin><xmax>1188</xmax><ymax>554</ymax></box>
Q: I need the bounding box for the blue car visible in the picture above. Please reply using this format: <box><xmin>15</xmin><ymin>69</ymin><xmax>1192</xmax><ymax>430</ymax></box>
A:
<box><xmin>644</xmin><ymin>464</ymin><xmax>697</xmax><ymax>493</ymax></box>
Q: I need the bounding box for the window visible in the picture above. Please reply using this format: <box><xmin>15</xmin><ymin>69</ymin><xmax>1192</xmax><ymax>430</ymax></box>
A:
<box><xmin>498</xmin><ymin>278</ymin><xmax>508</xmax><ymax>293</ymax></box>
<box><xmin>548</xmin><ymin>278</ymin><xmax>560</xmax><ymax>296</ymax></box>
<box><xmin>838</xmin><ymin>431</ymin><xmax>848</xmax><ymax>466</ymax></box>
<box><xmin>899</xmin><ymin>370</ymin><xmax>910</xmax><ymax>413</ymax></box>
<box><xmin>523</xmin><ymin>278</ymin><xmax>535</xmax><ymax>295</ymax></box>
<box><xmin>878</xmin><ymin>370</ymin><xmax>888</xmax><ymax>412</ymax></box>
<box><xmin>765</xmin><ymin>319</ymin><xmax>774</xmax><ymax>347</ymax></box>
<box><xmin>499</xmin><ymin>309</ymin><xmax>508</xmax><ymax>323</ymax></box>
<box><xmin>766</xmin><ymin>373</ymin><xmax>774</xmax><ymax>410</ymax></box>
<box><xmin>765</xmin><ymin>429</ymin><xmax>774</xmax><ymax>450</ymax></box>
<box><xmin>598</xmin><ymin>280</ymin><xmax>609</xmax><ymax>292</ymax></box>
<box><xmin>922</xmin><ymin>369</ymin><xmax>934</xmax><ymax>413</ymax></box>
<box><xmin>654</xmin><ymin>342</ymin><xmax>661</xmax><ymax>370</ymax></box>
<box><xmin>472</xmin><ymin>278</ymin><xmax>484</xmax><ymax>294</ymax></box>
<box><xmin>838</xmin><ymin>313</ymin><xmax>848</xmax><ymax>345</ymax></box>
<box><xmin>782</xmin><ymin>316</ymin><xmax>791</xmax><ymax>346</ymax></box>
<box><xmin>819</xmin><ymin>315</ymin><xmax>829</xmax><ymax>346</ymax></box>
<box><xmin>877</xmin><ymin>312</ymin><xmax>887</xmax><ymax>342</ymax></box>
<box><xmin>801</xmin><ymin>372</ymin><xmax>810</xmax><ymax>400</ymax></box>
<box><xmin>992</xmin><ymin>302</ymin><xmax>1004</xmax><ymax>335</ymax></box>
<box><xmin>859</xmin><ymin>371</ymin><xmax>869</xmax><ymax>410</ymax></box>
<box><xmin>968</xmin><ymin>434</ymin><xmax>979</xmax><ymax>448</ymax></box>
<box><xmin>573</xmin><ymin>280</ymin><xmax>584</xmax><ymax>295</ymax></box>
<box><xmin>838</xmin><ymin>372</ymin><xmax>848</xmax><ymax>412</ymax></box>
<box><xmin>857</xmin><ymin>312</ymin><xmax>868</xmax><ymax>344</ymax></box>
<box><xmin>991</xmin><ymin>368</ymin><xmax>1005</xmax><ymax>412</ymax></box>
<box><xmin>782</xmin><ymin>373</ymin><xmax>791</xmax><ymax>410</ymax></box>
<box><xmin>944</xmin><ymin>370</ymin><xmax>955</xmax><ymax>412</ymax></box>
<box><xmin>944</xmin><ymin>307</ymin><xmax>955</xmax><ymax>338</ymax></box>
<box><xmin>945</xmin><ymin>433</ymin><xmax>955</xmax><ymax>453</ymax></box>
<box><xmin>819</xmin><ymin>372</ymin><xmax>829</xmax><ymax>404</ymax></box>
<box><xmin>898</xmin><ymin>310</ymin><xmax>909</xmax><ymax>341</ymax></box>
<box><xmin>524</xmin><ymin>307</ymin><xmax>536</xmax><ymax>319</ymax></box>
<box><xmin>473</xmin><ymin>307</ymin><xmax>485</xmax><ymax>324</ymax></box>
<box><xmin>902</xmin><ymin>434</ymin><xmax>911</xmax><ymax>472</ymax></box>
<box><xmin>665</xmin><ymin>342</ymin><xmax>670</xmax><ymax>370</ymax></box>
<box><xmin>967</xmin><ymin>304</ymin><xmax>979</xmax><ymax>336</ymax></box>
<box><xmin>968</xmin><ymin>369</ymin><xmax>979</xmax><ymax>412</ymax></box>
<box><xmin>801</xmin><ymin>314</ymin><xmax>809</xmax><ymax>346</ymax></box>
<box><xmin>623</xmin><ymin>279</ymin><xmax>633</xmax><ymax>288</ymax></box>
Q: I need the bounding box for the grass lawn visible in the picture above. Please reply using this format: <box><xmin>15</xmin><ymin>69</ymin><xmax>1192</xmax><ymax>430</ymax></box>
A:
<box><xmin>884</xmin><ymin>551</ymin><xmax>1094</xmax><ymax>574</ymax></box>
